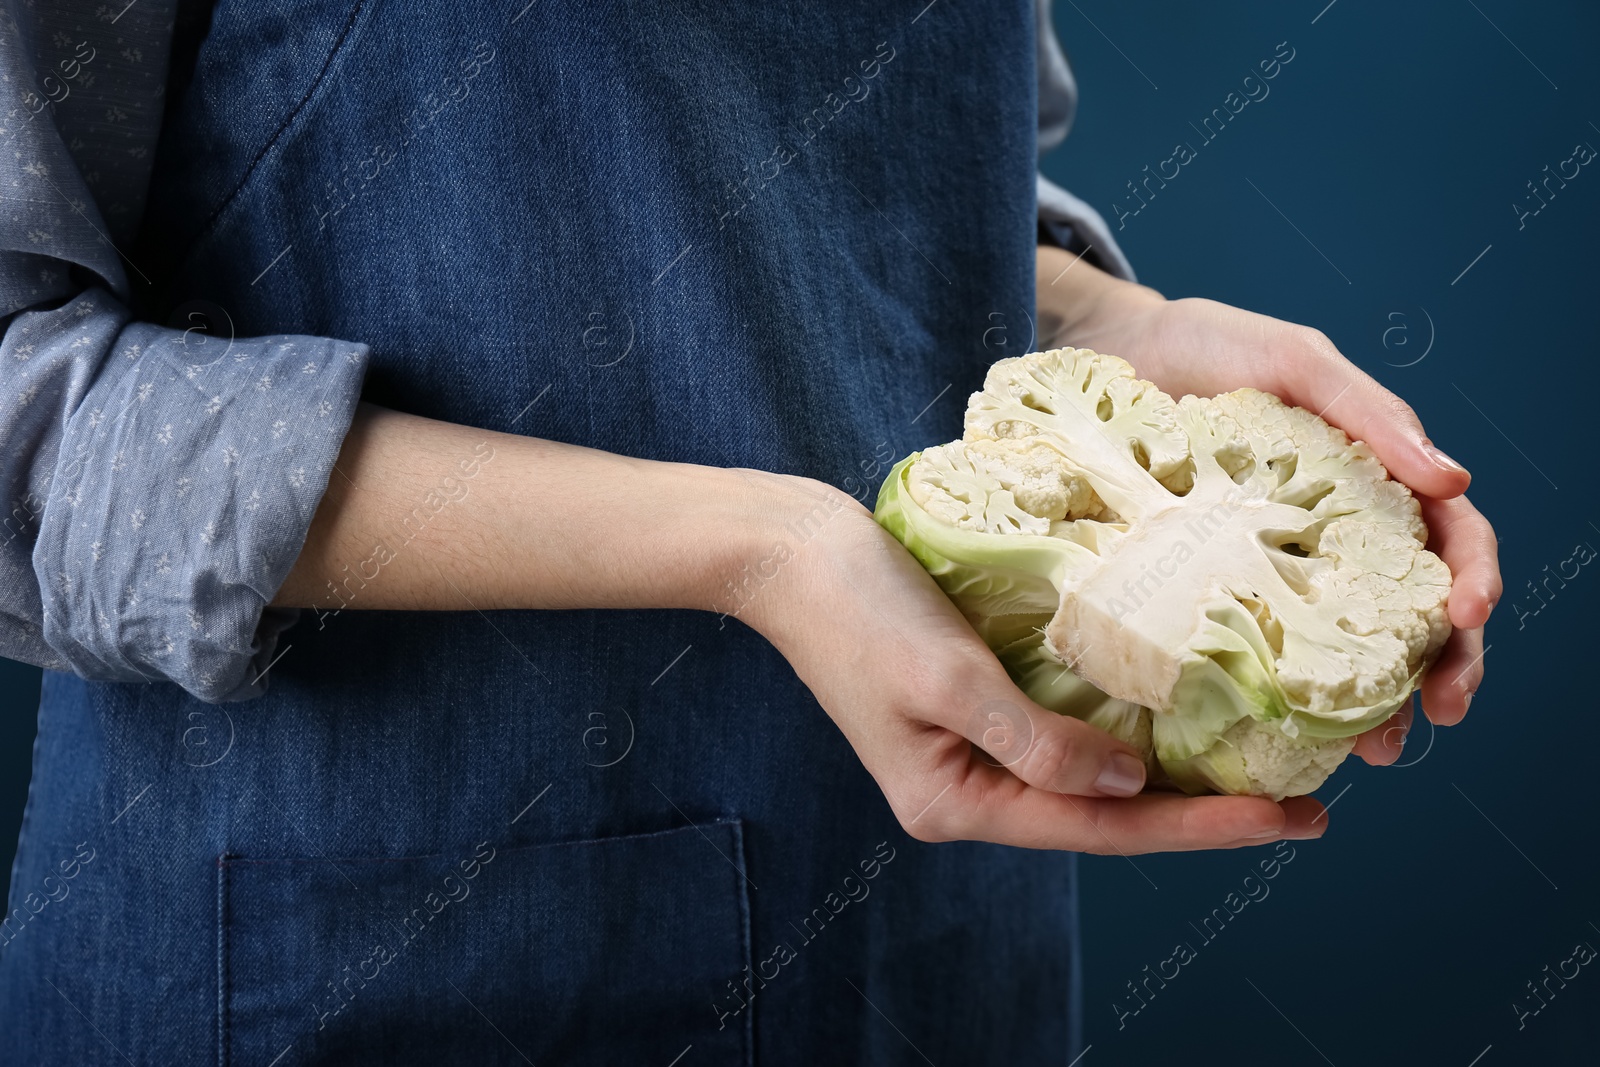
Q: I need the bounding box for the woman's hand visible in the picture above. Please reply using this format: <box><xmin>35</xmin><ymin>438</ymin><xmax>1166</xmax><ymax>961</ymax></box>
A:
<box><xmin>742</xmin><ymin>477</ymin><xmax>1327</xmax><ymax>854</ymax></box>
<box><xmin>1035</xmin><ymin>247</ymin><xmax>1501</xmax><ymax>765</ymax></box>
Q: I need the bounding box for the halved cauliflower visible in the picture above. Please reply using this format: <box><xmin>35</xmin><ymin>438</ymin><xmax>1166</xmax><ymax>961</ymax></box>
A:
<box><xmin>876</xmin><ymin>348</ymin><xmax>1452</xmax><ymax>800</ymax></box>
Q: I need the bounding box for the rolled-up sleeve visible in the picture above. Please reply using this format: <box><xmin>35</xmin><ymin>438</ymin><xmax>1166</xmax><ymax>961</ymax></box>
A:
<box><xmin>1035</xmin><ymin>0</ymin><xmax>1136</xmax><ymax>282</ymax></box>
<box><xmin>1</xmin><ymin>2</ymin><xmax>368</xmax><ymax>701</ymax></box>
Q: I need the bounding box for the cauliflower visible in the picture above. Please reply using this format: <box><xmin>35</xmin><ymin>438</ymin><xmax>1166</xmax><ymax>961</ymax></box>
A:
<box><xmin>876</xmin><ymin>347</ymin><xmax>1452</xmax><ymax>800</ymax></box>
<box><xmin>907</xmin><ymin>438</ymin><xmax>1107</xmax><ymax>531</ymax></box>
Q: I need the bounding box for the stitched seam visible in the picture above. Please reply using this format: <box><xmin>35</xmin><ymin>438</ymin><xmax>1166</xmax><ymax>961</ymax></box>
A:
<box><xmin>191</xmin><ymin>0</ymin><xmax>370</xmax><ymax>249</ymax></box>
<box><xmin>217</xmin><ymin>819</ymin><xmax>742</xmax><ymax>867</ymax></box>
<box><xmin>730</xmin><ymin>819</ymin><xmax>756</xmax><ymax>1067</ymax></box>
<box><xmin>216</xmin><ymin>853</ymin><xmax>230</xmax><ymax>1067</ymax></box>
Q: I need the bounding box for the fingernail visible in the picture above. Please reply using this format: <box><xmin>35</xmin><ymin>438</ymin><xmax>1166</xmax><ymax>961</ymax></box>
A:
<box><xmin>1462</xmin><ymin>690</ymin><xmax>1474</xmax><ymax>712</ymax></box>
<box><xmin>1094</xmin><ymin>753</ymin><xmax>1146</xmax><ymax>797</ymax></box>
<box><xmin>1246</xmin><ymin>828</ymin><xmax>1281</xmax><ymax>839</ymax></box>
<box><xmin>1423</xmin><ymin>443</ymin><xmax>1468</xmax><ymax>476</ymax></box>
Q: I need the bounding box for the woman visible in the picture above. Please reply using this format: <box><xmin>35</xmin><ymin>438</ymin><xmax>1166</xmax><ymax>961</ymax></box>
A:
<box><xmin>0</xmin><ymin>0</ymin><xmax>1496</xmax><ymax>1061</ymax></box>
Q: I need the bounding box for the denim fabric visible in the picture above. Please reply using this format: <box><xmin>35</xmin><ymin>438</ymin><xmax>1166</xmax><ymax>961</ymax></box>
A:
<box><xmin>5</xmin><ymin>0</ymin><xmax>1097</xmax><ymax>1062</ymax></box>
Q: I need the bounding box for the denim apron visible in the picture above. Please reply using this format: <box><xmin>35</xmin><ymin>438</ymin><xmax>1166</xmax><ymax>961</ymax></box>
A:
<box><xmin>2</xmin><ymin>1</ymin><xmax>1081</xmax><ymax>1062</ymax></box>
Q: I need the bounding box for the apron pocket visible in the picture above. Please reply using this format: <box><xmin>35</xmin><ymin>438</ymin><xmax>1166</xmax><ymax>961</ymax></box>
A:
<box><xmin>220</xmin><ymin>821</ymin><xmax>753</xmax><ymax>1066</ymax></box>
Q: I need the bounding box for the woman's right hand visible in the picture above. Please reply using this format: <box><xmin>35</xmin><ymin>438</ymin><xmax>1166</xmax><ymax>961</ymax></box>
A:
<box><xmin>740</xmin><ymin>475</ymin><xmax>1328</xmax><ymax>855</ymax></box>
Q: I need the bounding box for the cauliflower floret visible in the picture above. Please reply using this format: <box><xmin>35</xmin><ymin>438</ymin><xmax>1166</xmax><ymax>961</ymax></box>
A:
<box><xmin>1218</xmin><ymin>718</ymin><xmax>1357</xmax><ymax>802</ymax></box>
<box><xmin>963</xmin><ymin>439</ymin><xmax>1102</xmax><ymax>521</ymax></box>
<box><xmin>964</xmin><ymin>348</ymin><xmax>1191</xmax><ymax>518</ymax></box>
<box><xmin>905</xmin><ymin>439</ymin><xmax>1110</xmax><ymax>534</ymax></box>
<box><xmin>1318</xmin><ymin>519</ymin><xmax>1452</xmax><ymax>663</ymax></box>
<box><xmin>904</xmin><ymin>442</ymin><xmax>1048</xmax><ymax>534</ymax></box>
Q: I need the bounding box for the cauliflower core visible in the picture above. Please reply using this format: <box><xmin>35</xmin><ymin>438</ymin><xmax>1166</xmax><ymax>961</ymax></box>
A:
<box><xmin>884</xmin><ymin>348</ymin><xmax>1451</xmax><ymax>799</ymax></box>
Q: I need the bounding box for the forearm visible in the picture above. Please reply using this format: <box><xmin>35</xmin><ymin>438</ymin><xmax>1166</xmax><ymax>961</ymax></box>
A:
<box><xmin>1035</xmin><ymin>244</ymin><xmax>1163</xmax><ymax>349</ymax></box>
<box><xmin>279</xmin><ymin>256</ymin><xmax>1147</xmax><ymax>619</ymax></box>
<box><xmin>274</xmin><ymin>403</ymin><xmax>808</xmax><ymax>616</ymax></box>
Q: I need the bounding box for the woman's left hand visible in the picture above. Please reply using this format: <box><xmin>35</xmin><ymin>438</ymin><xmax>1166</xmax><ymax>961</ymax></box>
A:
<box><xmin>1035</xmin><ymin>246</ymin><xmax>1501</xmax><ymax>765</ymax></box>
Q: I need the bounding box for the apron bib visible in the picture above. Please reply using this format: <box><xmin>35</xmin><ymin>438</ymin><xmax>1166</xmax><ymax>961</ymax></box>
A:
<box><xmin>5</xmin><ymin>1</ymin><xmax>1084</xmax><ymax>1062</ymax></box>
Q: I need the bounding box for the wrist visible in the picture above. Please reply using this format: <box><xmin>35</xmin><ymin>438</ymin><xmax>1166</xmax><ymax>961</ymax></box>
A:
<box><xmin>480</xmin><ymin>444</ymin><xmax>817</xmax><ymax>616</ymax></box>
<box><xmin>1035</xmin><ymin>245</ymin><xmax>1165</xmax><ymax>348</ymax></box>
<box><xmin>714</xmin><ymin>472</ymin><xmax>871</xmax><ymax>641</ymax></box>
<box><xmin>592</xmin><ymin>459</ymin><xmax>805</xmax><ymax>616</ymax></box>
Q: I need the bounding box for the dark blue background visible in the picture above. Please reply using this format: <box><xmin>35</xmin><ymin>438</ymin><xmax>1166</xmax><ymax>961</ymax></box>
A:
<box><xmin>2</xmin><ymin>1</ymin><xmax>1595</xmax><ymax>1063</ymax></box>
<box><xmin>1043</xmin><ymin>1</ymin><xmax>1597</xmax><ymax>1064</ymax></box>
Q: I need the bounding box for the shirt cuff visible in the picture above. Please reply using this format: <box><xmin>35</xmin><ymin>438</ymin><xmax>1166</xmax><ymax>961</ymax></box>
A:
<box><xmin>31</xmin><ymin>314</ymin><xmax>369</xmax><ymax>702</ymax></box>
<box><xmin>1037</xmin><ymin>173</ymin><xmax>1137</xmax><ymax>283</ymax></box>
